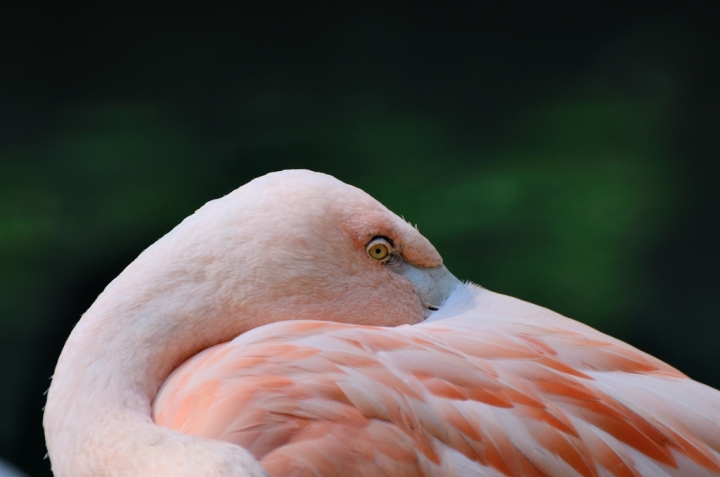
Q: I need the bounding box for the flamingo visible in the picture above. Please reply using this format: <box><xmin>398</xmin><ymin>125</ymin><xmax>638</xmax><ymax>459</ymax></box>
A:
<box><xmin>44</xmin><ymin>170</ymin><xmax>720</xmax><ymax>477</ymax></box>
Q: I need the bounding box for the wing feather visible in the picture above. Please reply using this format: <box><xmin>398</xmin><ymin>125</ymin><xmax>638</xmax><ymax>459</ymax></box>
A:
<box><xmin>154</xmin><ymin>285</ymin><xmax>720</xmax><ymax>476</ymax></box>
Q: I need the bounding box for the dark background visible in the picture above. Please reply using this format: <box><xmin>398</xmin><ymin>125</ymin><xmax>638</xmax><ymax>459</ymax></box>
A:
<box><xmin>1</xmin><ymin>2</ymin><xmax>718</xmax><ymax>475</ymax></box>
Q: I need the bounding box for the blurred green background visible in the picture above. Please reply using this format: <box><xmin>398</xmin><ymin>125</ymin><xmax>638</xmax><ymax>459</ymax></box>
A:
<box><xmin>1</xmin><ymin>3</ymin><xmax>719</xmax><ymax>475</ymax></box>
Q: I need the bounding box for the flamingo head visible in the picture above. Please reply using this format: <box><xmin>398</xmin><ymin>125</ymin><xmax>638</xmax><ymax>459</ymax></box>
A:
<box><xmin>167</xmin><ymin>169</ymin><xmax>460</xmax><ymax>330</ymax></box>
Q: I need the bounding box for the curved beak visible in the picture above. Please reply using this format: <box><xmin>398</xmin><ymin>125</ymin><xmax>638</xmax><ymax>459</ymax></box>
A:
<box><xmin>389</xmin><ymin>260</ymin><xmax>461</xmax><ymax>318</ymax></box>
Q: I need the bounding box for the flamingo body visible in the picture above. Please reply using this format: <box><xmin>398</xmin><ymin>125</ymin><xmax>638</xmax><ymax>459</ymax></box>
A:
<box><xmin>43</xmin><ymin>170</ymin><xmax>720</xmax><ymax>477</ymax></box>
<box><xmin>155</xmin><ymin>286</ymin><xmax>720</xmax><ymax>476</ymax></box>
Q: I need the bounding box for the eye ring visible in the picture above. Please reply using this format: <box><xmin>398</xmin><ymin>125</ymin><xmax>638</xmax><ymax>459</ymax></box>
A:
<box><xmin>366</xmin><ymin>237</ymin><xmax>392</xmax><ymax>262</ymax></box>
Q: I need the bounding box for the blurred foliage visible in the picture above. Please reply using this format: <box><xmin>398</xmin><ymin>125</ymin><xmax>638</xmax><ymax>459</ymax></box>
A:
<box><xmin>0</xmin><ymin>95</ymin><xmax>673</xmax><ymax>336</ymax></box>
<box><xmin>0</xmin><ymin>106</ymin><xmax>205</xmax><ymax>332</ymax></box>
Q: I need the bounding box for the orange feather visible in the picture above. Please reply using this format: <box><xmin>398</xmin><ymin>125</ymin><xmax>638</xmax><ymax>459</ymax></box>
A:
<box><xmin>155</xmin><ymin>287</ymin><xmax>720</xmax><ymax>476</ymax></box>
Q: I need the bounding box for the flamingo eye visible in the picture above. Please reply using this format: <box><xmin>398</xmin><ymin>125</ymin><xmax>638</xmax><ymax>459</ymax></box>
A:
<box><xmin>366</xmin><ymin>238</ymin><xmax>392</xmax><ymax>262</ymax></box>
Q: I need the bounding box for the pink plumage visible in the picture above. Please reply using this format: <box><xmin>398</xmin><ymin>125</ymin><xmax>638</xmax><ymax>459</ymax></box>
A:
<box><xmin>44</xmin><ymin>170</ymin><xmax>720</xmax><ymax>477</ymax></box>
<box><xmin>155</xmin><ymin>286</ymin><xmax>720</xmax><ymax>477</ymax></box>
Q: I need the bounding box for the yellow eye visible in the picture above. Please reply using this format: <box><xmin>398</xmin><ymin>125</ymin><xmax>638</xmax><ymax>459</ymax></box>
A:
<box><xmin>366</xmin><ymin>239</ymin><xmax>391</xmax><ymax>262</ymax></box>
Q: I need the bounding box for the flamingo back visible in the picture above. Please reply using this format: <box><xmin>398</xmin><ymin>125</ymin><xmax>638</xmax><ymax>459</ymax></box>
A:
<box><xmin>154</xmin><ymin>285</ymin><xmax>720</xmax><ymax>477</ymax></box>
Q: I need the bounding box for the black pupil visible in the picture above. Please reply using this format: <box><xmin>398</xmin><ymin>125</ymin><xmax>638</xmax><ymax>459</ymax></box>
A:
<box><xmin>375</xmin><ymin>248</ymin><xmax>381</xmax><ymax>254</ymax></box>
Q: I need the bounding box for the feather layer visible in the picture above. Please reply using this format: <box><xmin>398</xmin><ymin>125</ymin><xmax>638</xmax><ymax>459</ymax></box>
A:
<box><xmin>154</xmin><ymin>286</ymin><xmax>720</xmax><ymax>476</ymax></box>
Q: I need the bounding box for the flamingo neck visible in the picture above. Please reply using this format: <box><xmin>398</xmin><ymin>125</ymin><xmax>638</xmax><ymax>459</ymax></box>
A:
<box><xmin>43</xmin><ymin>246</ymin><xmax>267</xmax><ymax>476</ymax></box>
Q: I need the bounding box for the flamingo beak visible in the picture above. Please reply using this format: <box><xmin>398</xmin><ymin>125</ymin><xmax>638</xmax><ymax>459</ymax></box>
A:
<box><xmin>389</xmin><ymin>260</ymin><xmax>461</xmax><ymax>318</ymax></box>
